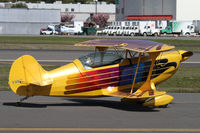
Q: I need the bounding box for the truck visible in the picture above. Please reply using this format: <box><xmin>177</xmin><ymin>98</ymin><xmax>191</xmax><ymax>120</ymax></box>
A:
<box><xmin>40</xmin><ymin>24</ymin><xmax>59</xmax><ymax>35</ymax></box>
<box><xmin>139</xmin><ymin>21</ymin><xmax>161</xmax><ymax>36</ymax></box>
<box><xmin>160</xmin><ymin>21</ymin><xmax>195</xmax><ymax>36</ymax></box>
<box><xmin>193</xmin><ymin>20</ymin><xmax>200</xmax><ymax>35</ymax></box>
<box><xmin>81</xmin><ymin>21</ymin><xmax>97</xmax><ymax>35</ymax></box>
<box><xmin>59</xmin><ymin>21</ymin><xmax>84</xmax><ymax>35</ymax></box>
<box><xmin>40</xmin><ymin>27</ymin><xmax>57</xmax><ymax>35</ymax></box>
<box><xmin>96</xmin><ymin>20</ymin><xmax>167</xmax><ymax>36</ymax></box>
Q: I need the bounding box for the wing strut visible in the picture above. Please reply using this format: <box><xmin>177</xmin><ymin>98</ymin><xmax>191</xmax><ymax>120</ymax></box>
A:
<box><xmin>130</xmin><ymin>52</ymin><xmax>142</xmax><ymax>94</ymax></box>
<box><xmin>135</xmin><ymin>52</ymin><xmax>160</xmax><ymax>95</ymax></box>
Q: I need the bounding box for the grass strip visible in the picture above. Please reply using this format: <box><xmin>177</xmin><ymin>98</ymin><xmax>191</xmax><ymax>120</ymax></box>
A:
<box><xmin>1</xmin><ymin>65</ymin><xmax>199</xmax><ymax>92</ymax></box>
<box><xmin>157</xmin><ymin>66</ymin><xmax>200</xmax><ymax>92</ymax></box>
<box><xmin>0</xmin><ymin>36</ymin><xmax>200</xmax><ymax>51</ymax></box>
<box><xmin>0</xmin><ymin>36</ymin><xmax>94</xmax><ymax>45</ymax></box>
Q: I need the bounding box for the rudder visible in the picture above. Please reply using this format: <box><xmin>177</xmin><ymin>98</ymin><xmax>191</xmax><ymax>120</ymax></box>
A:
<box><xmin>9</xmin><ymin>55</ymin><xmax>53</xmax><ymax>96</ymax></box>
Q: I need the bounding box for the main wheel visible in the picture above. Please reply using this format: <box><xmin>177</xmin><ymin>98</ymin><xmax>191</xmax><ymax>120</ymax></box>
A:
<box><xmin>154</xmin><ymin>33</ymin><xmax>158</xmax><ymax>37</ymax></box>
<box><xmin>185</xmin><ymin>33</ymin><xmax>190</xmax><ymax>36</ymax></box>
<box><xmin>143</xmin><ymin>32</ymin><xmax>147</xmax><ymax>36</ymax></box>
<box><xmin>130</xmin><ymin>33</ymin><xmax>135</xmax><ymax>36</ymax></box>
<box><xmin>158</xmin><ymin>104</ymin><xmax>169</xmax><ymax>108</ymax></box>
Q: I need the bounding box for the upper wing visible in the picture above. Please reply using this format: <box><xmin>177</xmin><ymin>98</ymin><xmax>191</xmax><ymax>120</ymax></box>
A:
<box><xmin>122</xmin><ymin>40</ymin><xmax>175</xmax><ymax>53</ymax></box>
<box><xmin>75</xmin><ymin>39</ymin><xmax>127</xmax><ymax>47</ymax></box>
<box><xmin>75</xmin><ymin>39</ymin><xmax>175</xmax><ymax>53</ymax></box>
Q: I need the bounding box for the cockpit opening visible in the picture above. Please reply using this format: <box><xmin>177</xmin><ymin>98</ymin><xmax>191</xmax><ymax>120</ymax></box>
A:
<box><xmin>79</xmin><ymin>50</ymin><xmax>123</xmax><ymax>69</ymax></box>
<box><xmin>78</xmin><ymin>47</ymin><xmax>151</xmax><ymax>70</ymax></box>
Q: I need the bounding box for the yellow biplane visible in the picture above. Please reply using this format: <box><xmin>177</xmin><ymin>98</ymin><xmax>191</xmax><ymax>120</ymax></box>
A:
<box><xmin>9</xmin><ymin>40</ymin><xmax>193</xmax><ymax>107</ymax></box>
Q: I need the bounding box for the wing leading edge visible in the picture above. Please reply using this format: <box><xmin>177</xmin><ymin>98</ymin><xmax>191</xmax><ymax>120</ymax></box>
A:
<box><xmin>75</xmin><ymin>39</ymin><xmax>175</xmax><ymax>53</ymax></box>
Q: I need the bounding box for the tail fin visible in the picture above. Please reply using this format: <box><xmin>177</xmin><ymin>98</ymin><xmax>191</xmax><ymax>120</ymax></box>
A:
<box><xmin>9</xmin><ymin>55</ymin><xmax>53</xmax><ymax>96</ymax></box>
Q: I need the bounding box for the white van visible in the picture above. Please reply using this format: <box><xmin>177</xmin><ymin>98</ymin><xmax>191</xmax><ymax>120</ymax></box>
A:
<box><xmin>124</xmin><ymin>26</ymin><xmax>139</xmax><ymax>36</ymax></box>
<box><xmin>108</xmin><ymin>26</ymin><xmax>120</xmax><ymax>36</ymax></box>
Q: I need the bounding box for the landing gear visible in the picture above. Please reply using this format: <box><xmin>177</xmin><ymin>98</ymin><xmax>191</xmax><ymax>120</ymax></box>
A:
<box><xmin>16</xmin><ymin>96</ymin><xmax>29</xmax><ymax>106</ymax></box>
<box><xmin>158</xmin><ymin>104</ymin><xmax>169</xmax><ymax>108</ymax></box>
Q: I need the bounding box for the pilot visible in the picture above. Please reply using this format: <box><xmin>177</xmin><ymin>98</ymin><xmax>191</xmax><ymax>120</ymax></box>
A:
<box><xmin>84</xmin><ymin>57</ymin><xmax>93</xmax><ymax>69</ymax></box>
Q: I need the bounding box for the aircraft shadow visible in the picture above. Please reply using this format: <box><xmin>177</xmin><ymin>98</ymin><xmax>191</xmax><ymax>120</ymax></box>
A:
<box><xmin>3</xmin><ymin>102</ymin><xmax>47</xmax><ymax>108</ymax></box>
<box><xmin>66</xmin><ymin>98</ymin><xmax>159</xmax><ymax>112</ymax></box>
<box><xmin>3</xmin><ymin>98</ymin><xmax>159</xmax><ymax>112</ymax></box>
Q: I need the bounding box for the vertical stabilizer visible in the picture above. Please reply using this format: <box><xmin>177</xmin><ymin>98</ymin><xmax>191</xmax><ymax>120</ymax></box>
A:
<box><xmin>9</xmin><ymin>55</ymin><xmax>52</xmax><ymax>96</ymax></box>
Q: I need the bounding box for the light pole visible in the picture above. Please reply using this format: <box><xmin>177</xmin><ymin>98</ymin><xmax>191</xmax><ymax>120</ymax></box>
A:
<box><xmin>94</xmin><ymin>0</ymin><xmax>98</xmax><ymax>14</ymax></box>
<box><xmin>162</xmin><ymin>0</ymin><xmax>164</xmax><ymax>15</ymax></box>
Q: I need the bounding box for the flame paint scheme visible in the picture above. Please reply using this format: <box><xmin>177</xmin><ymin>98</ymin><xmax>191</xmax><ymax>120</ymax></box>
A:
<box><xmin>9</xmin><ymin>40</ymin><xmax>193</xmax><ymax>107</ymax></box>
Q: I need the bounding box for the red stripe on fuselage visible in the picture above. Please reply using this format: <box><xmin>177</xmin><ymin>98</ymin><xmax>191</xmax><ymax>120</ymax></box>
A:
<box><xmin>65</xmin><ymin>66</ymin><xmax>120</xmax><ymax>94</ymax></box>
<box><xmin>65</xmin><ymin>76</ymin><xmax>119</xmax><ymax>90</ymax></box>
<box><xmin>64</xmin><ymin>82</ymin><xmax>119</xmax><ymax>95</ymax></box>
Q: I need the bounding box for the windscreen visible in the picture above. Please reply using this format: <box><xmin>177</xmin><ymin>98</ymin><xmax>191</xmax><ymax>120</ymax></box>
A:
<box><xmin>79</xmin><ymin>51</ymin><xmax>123</xmax><ymax>70</ymax></box>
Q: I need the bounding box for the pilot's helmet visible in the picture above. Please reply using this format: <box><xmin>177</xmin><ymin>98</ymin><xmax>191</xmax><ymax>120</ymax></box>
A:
<box><xmin>86</xmin><ymin>57</ymin><xmax>93</xmax><ymax>65</ymax></box>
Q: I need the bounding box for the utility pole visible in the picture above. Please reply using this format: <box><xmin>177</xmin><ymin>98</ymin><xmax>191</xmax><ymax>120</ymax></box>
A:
<box><xmin>162</xmin><ymin>0</ymin><xmax>164</xmax><ymax>15</ymax></box>
<box><xmin>94</xmin><ymin>0</ymin><xmax>98</xmax><ymax>14</ymax></box>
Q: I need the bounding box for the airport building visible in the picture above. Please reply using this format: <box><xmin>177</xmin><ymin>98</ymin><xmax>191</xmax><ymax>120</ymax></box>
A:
<box><xmin>0</xmin><ymin>1</ymin><xmax>115</xmax><ymax>22</ymax></box>
<box><xmin>0</xmin><ymin>1</ymin><xmax>115</xmax><ymax>35</ymax></box>
<box><xmin>116</xmin><ymin>0</ymin><xmax>200</xmax><ymax>21</ymax></box>
<box><xmin>0</xmin><ymin>8</ymin><xmax>60</xmax><ymax>35</ymax></box>
<box><xmin>26</xmin><ymin>1</ymin><xmax>115</xmax><ymax>22</ymax></box>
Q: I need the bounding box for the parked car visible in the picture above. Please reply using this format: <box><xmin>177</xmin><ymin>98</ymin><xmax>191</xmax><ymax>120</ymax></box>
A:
<box><xmin>40</xmin><ymin>27</ymin><xmax>58</xmax><ymax>35</ymax></box>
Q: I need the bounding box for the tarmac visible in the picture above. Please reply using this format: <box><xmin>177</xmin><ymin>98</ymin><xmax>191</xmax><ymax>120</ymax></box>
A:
<box><xmin>1</xmin><ymin>91</ymin><xmax>200</xmax><ymax>133</ymax></box>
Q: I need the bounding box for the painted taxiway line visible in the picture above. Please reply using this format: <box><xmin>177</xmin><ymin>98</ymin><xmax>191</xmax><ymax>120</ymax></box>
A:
<box><xmin>182</xmin><ymin>61</ymin><xmax>200</xmax><ymax>64</ymax></box>
<box><xmin>0</xmin><ymin>128</ymin><xmax>200</xmax><ymax>132</ymax></box>
<box><xmin>0</xmin><ymin>100</ymin><xmax>66</xmax><ymax>103</ymax></box>
<box><xmin>0</xmin><ymin>59</ymin><xmax>200</xmax><ymax>64</ymax></box>
<box><xmin>0</xmin><ymin>59</ymin><xmax>73</xmax><ymax>62</ymax></box>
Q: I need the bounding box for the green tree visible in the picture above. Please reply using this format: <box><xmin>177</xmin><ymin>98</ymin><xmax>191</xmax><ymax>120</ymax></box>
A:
<box><xmin>11</xmin><ymin>3</ymin><xmax>28</xmax><ymax>8</ymax></box>
<box><xmin>98</xmin><ymin>0</ymin><xmax>115</xmax><ymax>4</ymax></box>
<box><xmin>62</xmin><ymin>0</ymin><xmax>75</xmax><ymax>3</ymax></box>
